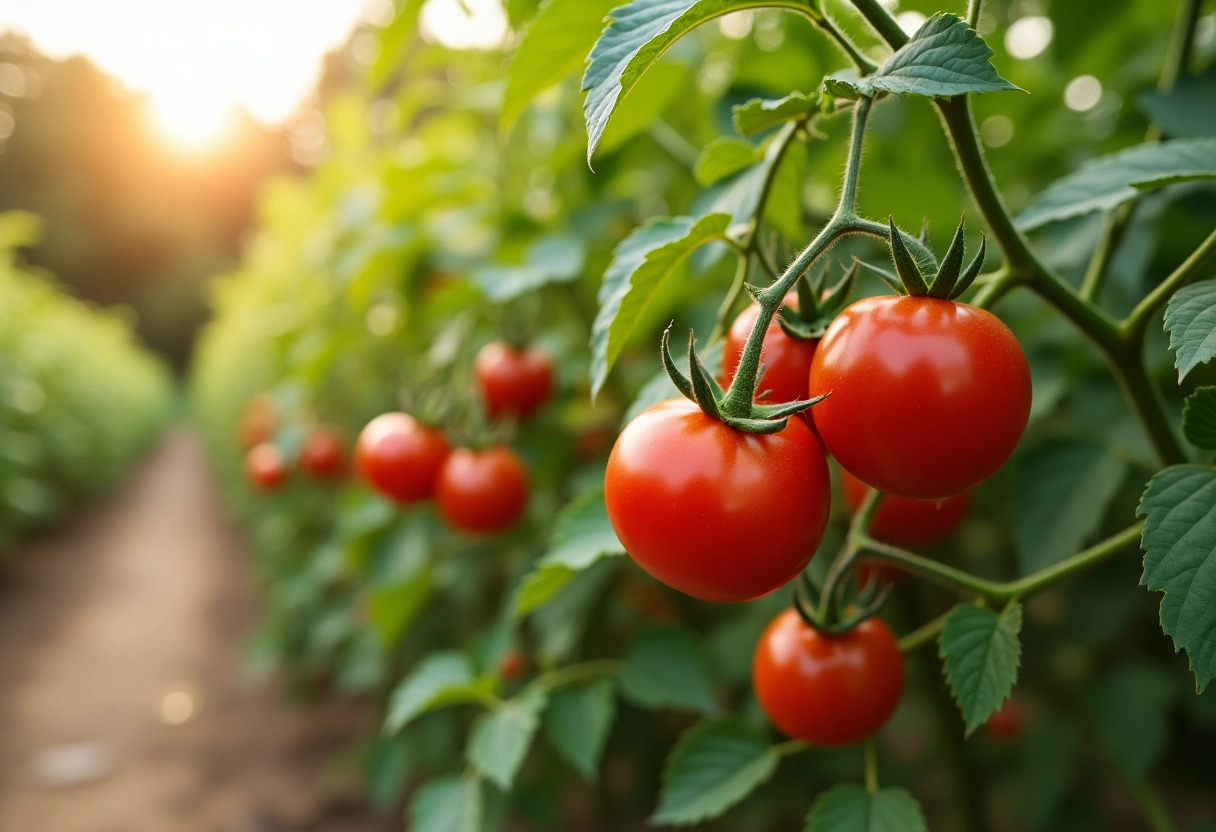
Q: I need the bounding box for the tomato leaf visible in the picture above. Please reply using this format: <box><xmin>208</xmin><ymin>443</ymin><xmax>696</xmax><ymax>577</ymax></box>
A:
<box><xmin>804</xmin><ymin>784</ymin><xmax>928</xmax><ymax>832</ymax></box>
<box><xmin>591</xmin><ymin>213</ymin><xmax>731</xmax><ymax>398</ymax></box>
<box><xmin>514</xmin><ymin>488</ymin><xmax>625</xmax><ymax>615</ymax></box>
<box><xmin>940</xmin><ymin>602</ymin><xmax>1023</xmax><ymax>735</ymax></box>
<box><xmin>367</xmin><ymin>568</ymin><xmax>434</xmax><ymax>647</ymax></box>
<box><xmin>466</xmin><ymin>686</ymin><xmax>547</xmax><ymax>789</ymax></box>
<box><xmin>732</xmin><ymin>91</ymin><xmax>819</xmax><ymax>137</ymax></box>
<box><xmin>472</xmin><ymin>233</ymin><xmax>586</xmax><ymax>302</ymax></box>
<box><xmin>1017</xmin><ymin>138</ymin><xmax>1216</xmax><ymax>230</ymax></box>
<box><xmin>1138</xmin><ymin>64</ymin><xmax>1216</xmax><ymax>139</ymax></box>
<box><xmin>695</xmin><ymin>137</ymin><xmax>760</xmax><ymax>186</ymax></box>
<box><xmin>408</xmin><ymin>774</ymin><xmax>485</xmax><ymax>832</ymax></box>
<box><xmin>652</xmin><ymin>720</ymin><xmax>780</xmax><ymax>826</ymax></box>
<box><xmin>1093</xmin><ymin>663</ymin><xmax>1177</xmax><ymax>779</ymax></box>
<box><xmin>1164</xmin><ymin>280</ymin><xmax>1216</xmax><ymax>383</ymax></box>
<box><xmin>1183</xmin><ymin>387</ymin><xmax>1216</xmax><ymax>449</ymax></box>
<box><xmin>543</xmin><ymin>679</ymin><xmax>618</xmax><ymax>780</ymax></box>
<box><xmin>530</xmin><ymin>559</ymin><xmax>620</xmax><ymax>664</ymax></box>
<box><xmin>621</xmin><ymin>625</ymin><xmax>718</xmax><ymax>714</ymax></box>
<box><xmin>824</xmin><ymin>14</ymin><xmax>1019</xmax><ymax>101</ymax></box>
<box><xmin>383</xmin><ymin>652</ymin><xmax>495</xmax><ymax>734</ymax></box>
<box><xmin>502</xmin><ymin>0</ymin><xmax>620</xmax><ymax>132</ymax></box>
<box><xmin>1013</xmin><ymin>438</ymin><xmax>1127</xmax><ymax>574</ymax></box>
<box><xmin>1138</xmin><ymin>465</ymin><xmax>1216</xmax><ymax>692</ymax></box>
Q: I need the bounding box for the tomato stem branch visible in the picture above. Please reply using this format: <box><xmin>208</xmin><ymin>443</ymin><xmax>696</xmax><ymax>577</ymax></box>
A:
<box><xmin>1121</xmin><ymin>226</ymin><xmax>1216</xmax><ymax>343</ymax></box>
<box><xmin>532</xmin><ymin>659</ymin><xmax>623</xmax><ymax>691</ymax></box>
<box><xmin>897</xmin><ymin>613</ymin><xmax>947</xmax><ymax>653</ymax></box>
<box><xmin>862</xmin><ymin>738</ymin><xmax>879</xmax><ymax>793</ymax></box>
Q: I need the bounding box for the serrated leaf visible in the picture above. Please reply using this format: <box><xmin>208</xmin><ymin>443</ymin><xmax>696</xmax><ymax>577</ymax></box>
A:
<box><xmin>826</xmin><ymin>14</ymin><xmax>1019</xmax><ymax>101</ymax></box>
<box><xmin>515</xmin><ymin>488</ymin><xmax>625</xmax><ymax>615</ymax></box>
<box><xmin>384</xmin><ymin>653</ymin><xmax>494</xmax><ymax>734</ymax></box>
<box><xmin>805</xmin><ymin>784</ymin><xmax>928</xmax><ymax>832</ymax></box>
<box><xmin>940</xmin><ymin>603</ymin><xmax>1023</xmax><ymax>734</ymax></box>
<box><xmin>1017</xmin><ymin>138</ymin><xmax>1216</xmax><ymax>230</ymax></box>
<box><xmin>732</xmin><ymin>91</ymin><xmax>818</xmax><ymax>137</ymax></box>
<box><xmin>1164</xmin><ymin>280</ymin><xmax>1216</xmax><ymax>382</ymax></box>
<box><xmin>472</xmin><ymin>233</ymin><xmax>586</xmax><ymax>302</ymax></box>
<box><xmin>1013</xmin><ymin>439</ymin><xmax>1127</xmax><ymax>574</ymax></box>
<box><xmin>502</xmin><ymin>0</ymin><xmax>620</xmax><ymax>132</ymax></box>
<box><xmin>1093</xmin><ymin>663</ymin><xmax>1177</xmax><ymax>779</ymax></box>
<box><xmin>1138</xmin><ymin>465</ymin><xmax>1216</xmax><ymax>691</ymax></box>
<box><xmin>467</xmin><ymin>687</ymin><xmax>547</xmax><ymax>789</ymax></box>
<box><xmin>543</xmin><ymin>679</ymin><xmax>617</xmax><ymax>780</ymax></box>
<box><xmin>590</xmin><ymin>213</ymin><xmax>731</xmax><ymax>397</ymax></box>
<box><xmin>695</xmin><ymin>138</ymin><xmax>759</xmax><ymax>186</ymax></box>
<box><xmin>652</xmin><ymin>721</ymin><xmax>779</xmax><ymax>826</ymax></box>
<box><xmin>408</xmin><ymin>774</ymin><xmax>484</xmax><ymax>832</ymax></box>
<box><xmin>620</xmin><ymin>626</ymin><xmax>718</xmax><ymax>714</ymax></box>
<box><xmin>1183</xmin><ymin>387</ymin><xmax>1216</xmax><ymax>449</ymax></box>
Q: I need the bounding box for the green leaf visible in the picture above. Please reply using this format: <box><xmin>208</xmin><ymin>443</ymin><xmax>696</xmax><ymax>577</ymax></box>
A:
<box><xmin>1183</xmin><ymin>387</ymin><xmax>1216</xmax><ymax>449</ymax></box>
<box><xmin>369</xmin><ymin>0</ymin><xmax>426</xmax><ymax>89</ymax></box>
<box><xmin>1017</xmin><ymin>138</ymin><xmax>1216</xmax><ymax>230</ymax></box>
<box><xmin>1093</xmin><ymin>663</ymin><xmax>1177</xmax><ymax>779</ymax></box>
<box><xmin>598</xmin><ymin>60</ymin><xmax>689</xmax><ymax>154</ymax></box>
<box><xmin>620</xmin><ymin>626</ymin><xmax>718</xmax><ymax>714</ymax></box>
<box><xmin>805</xmin><ymin>784</ymin><xmax>928</xmax><ymax>832</ymax></box>
<box><xmin>695</xmin><ymin>138</ymin><xmax>759</xmax><ymax>186</ymax></box>
<box><xmin>367</xmin><ymin>568</ymin><xmax>434</xmax><ymax>647</ymax></box>
<box><xmin>515</xmin><ymin>488</ymin><xmax>625</xmax><ymax>615</ymax></box>
<box><xmin>1164</xmin><ymin>280</ymin><xmax>1216</xmax><ymax>382</ymax></box>
<box><xmin>1013</xmin><ymin>439</ymin><xmax>1127</xmax><ymax>574</ymax></box>
<box><xmin>652</xmin><ymin>720</ymin><xmax>779</xmax><ymax>826</ymax></box>
<box><xmin>543</xmin><ymin>679</ymin><xmax>617</xmax><ymax>780</ymax></box>
<box><xmin>732</xmin><ymin>91</ymin><xmax>819</xmax><ymax>137</ymax></box>
<box><xmin>1139</xmin><ymin>64</ymin><xmax>1216</xmax><ymax>139</ymax></box>
<box><xmin>502</xmin><ymin>0</ymin><xmax>620</xmax><ymax>132</ymax></box>
<box><xmin>825</xmin><ymin>14</ymin><xmax>1019</xmax><ymax>100</ymax></box>
<box><xmin>1138</xmin><ymin>465</ymin><xmax>1216</xmax><ymax>692</ymax></box>
<box><xmin>940</xmin><ymin>603</ymin><xmax>1023</xmax><ymax>734</ymax></box>
<box><xmin>591</xmin><ymin>213</ymin><xmax>731</xmax><ymax>397</ymax></box>
<box><xmin>384</xmin><ymin>652</ymin><xmax>495</xmax><ymax>734</ymax></box>
<box><xmin>467</xmin><ymin>687</ymin><xmax>547</xmax><ymax>789</ymax></box>
<box><xmin>472</xmin><ymin>233</ymin><xmax>586</xmax><ymax>303</ymax></box>
<box><xmin>408</xmin><ymin>774</ymin><xmax>484</xmax><ymax>832</ymax></box>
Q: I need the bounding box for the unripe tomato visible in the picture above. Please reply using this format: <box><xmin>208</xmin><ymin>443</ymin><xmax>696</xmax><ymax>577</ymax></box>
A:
<box><xmin>604</xmin><ymin>398</ymin><xmax>831</xmax><ymax>603</ymax></box>
<box><xmin>355</xmin><ymin>413</ymin><xmax>451</xmax><ymax>503</ymax></box>
<box><xmin>983</xmin><ymin>699</ymin><xmax>1024</xmax><ymax>742</ymax></box>
<box><xmin>722</xmin><ymin>294</ymin><xmax>817</xmax><ymax>404</ymax></box>
<box><xmin>842</xmin><ymin>470</ymin><xmax>970</xmax><ymax>547</ymax></box>
<box><xmin>753</xmin><ymin>609</ymin><xmax>904</xmax><ymax>746</ymax></box>
<box><xmin>435</xmin><ymin>446</ymin><xmax>529</xmax><ymax>533</ymax></box>
<box><xmin>474</xmin><ymin>342</ymin><xmax>554</xmax><ymax>420</ymax></box>
<box><xmin>809</xmin><ymin>296</ymin><xmax>1031</xmax><ymax>499</ymax></box>
<box><xmin>246</xmin><ymin>443</ymin><xmax>287</xmax><ymax>491</ymax></box>
<box><xmin>239</xmin><ymin>394</ymin><xmax>275</xmax><ymax>449</ymax></box>
<box><xmin>300</xmin><ymin>427</ymin><xmax>346</xmax><ymax>480</ymax></box>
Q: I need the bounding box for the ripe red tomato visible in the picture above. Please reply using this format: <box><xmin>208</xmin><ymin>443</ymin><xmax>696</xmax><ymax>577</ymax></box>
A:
<box><xmin>809</xmin><ymin>296</ymin><xmax>1031</xmax><ymax>499</ymax></box>
<box><xmin>983</xmin><ymin>699</ymin><xmax>1024</xmax><ymax>742</ymax></box>
<box><xmin>722</xmin><ymin>294</ymin><xmax>817</xmax><ymax>404</ymax></box>
<box><xmin>239</xmin><ymin>394</ymin><xmax>275</xmax><ymax>449</ymax></box>
<box><xmin>497</xmin><ymin>648</ymin><xmax>527</xmax><ymax>680</ymax></box>
<box><xmin>842</xmin><ymin>470</ymin><xmax>970</xmax><ymax>547</ymax></box>
<box><xmin>355</xmin><ymin>413</ymin><xmax>451</xmax><ymax>503</ymax></box>
<box><xmin>474</xmin><ymin>342</ymin><xmax>554</xmax><ymax>420</ymax></box>
<box><xmin>753</xmin><ymin>609</ymin><xmax>904</xmax><ymax>746</ymax></box>
<box><xmin>300</xmin><ymin>427</ymin><xmax>346</xmax><ymax>480</ymax></box>
<box><xmin>246</xmin><ymin>443</ymin><xmax>287</xmax><ymax>491</ymax></box>
<box><xmin>604</xmin><ymin>398</ymin><xmax>831</xmax><ymax>603</ymax></box>
<box><xmin>435</xmin><ymin>446</ymin><xmax>529</xmax><ymax>533</ymax></box>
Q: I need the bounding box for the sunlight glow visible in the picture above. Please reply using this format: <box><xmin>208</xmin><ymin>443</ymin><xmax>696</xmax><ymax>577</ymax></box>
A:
<box><xmin>1005</xmin><ymin>15</ymin><xmax>1054</xmax><ymax>60</ymax></box>
<box><xmin>420</xmin><ymin>0</ymin><xmax>509</xmax><ymax>50</ymax></box>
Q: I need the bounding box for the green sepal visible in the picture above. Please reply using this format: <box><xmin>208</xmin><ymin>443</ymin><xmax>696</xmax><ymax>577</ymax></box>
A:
<box><xmin>950</xmin><ymin>234</ymin><xmax>987</xmax><ymax>299</ymax></box>
<box><xmin>751</xmin><ymin>394</ymin><xmax>827</xmax><ymax>421</ymax></box>
<box><xmin>854</xmin><ymin>257</ymin><xmax>904</xmax><ymax>295</ymax></box>
<box><xmin>660</xmin><ymin>325</ymin><xmax>696</xmax><ymax>401</ymax></box>
<box><xmin>687</xmin><ymin>334</ymin><xmax>726</xmax><ymax>418</ymax></box>
<box><xmin>918</xmin><ymin>218</ymin><xmax>931</xmax><ymax>245</ymax></box>
<box><xmin>779</xmin><ymin>262</ymin><xmax>858</xmax><ymax>340</ymax></box>
<box><xmin>718</xmin><ymin>415</ymin><xmax>790</xmax><ymax>434</ymax></box>
<box><xmin>927</xmin><ymin>219</ymin><xmax>967</xmax><ymax>299</ymax></box>
<box><xmin>795</xmin><ymin>268</ymin><xmax>819</xmax><ymax>319</ymax></box>
<box><xmin>888</xmin><ymin>217</ymin><xmax>928</xmax><ymax>295</ymax></box>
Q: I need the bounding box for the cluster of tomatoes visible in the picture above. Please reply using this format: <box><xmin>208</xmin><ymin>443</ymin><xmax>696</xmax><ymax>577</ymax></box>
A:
<box><xmin>606</xmin><ymin>286</ymin><xmax>1032</xmax><ymax>747</ymax></box>
<box><xmin>242</xmin><ymin>341</ymin><xmax>554</xmax><ymax>536</ymax></box>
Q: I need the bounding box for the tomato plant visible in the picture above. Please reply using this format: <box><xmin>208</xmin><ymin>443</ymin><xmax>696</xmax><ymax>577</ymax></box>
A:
<box><xmin>355</xmin><ymin>413</ymin><xmax>451</xmax><ymax>504</ymax></box>
<box><xmin>474</xmin><ymin>341</ymin><xmax>554</xmax><ymax>420</ymax></box>
<box><xmin>435</xmin><ymin>445</ymin><xmax>529</xmax><ymax>534</ymax></box>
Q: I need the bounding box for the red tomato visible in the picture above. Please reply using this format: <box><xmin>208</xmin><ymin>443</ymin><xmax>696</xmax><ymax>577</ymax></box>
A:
<box><xmin>435</xmin><ymin>446</ymin><xmax>529</xmax><ymax>533</ymax></box>
<box><xmin>497</xmin><ymin>648</ymin><xmax>527</xmax><ymax>680</ymax></box>
<box><xmin>842</xmin><ymin>470</ymin><xmax>970</xmax><ymax>547</ymax></box>
<box><xmin>239</xmin><ymin>395</ymin><xmax>275</xmax><ymax>449</ymax></box>
<box><xmin>355</xmin><ymin>413</ymin><xmax>451</xmax><ymax>503</ymax></box>
<box><xmin>722</xmin><ymin>294</ymin><xmax>817</xmax><ymax>404</ymax></box>
<box><xmin>300</xmin><ymin>427</ymin><xmax>346</xmax><ymax>480</ymax></box>
<box><xmin>474</xmin><ymin>342</ymin><xmax>554</xmax><ymax>420</ymax></box>
<box><xmin>604</xmin><ymin>398</ymin><xmax>831</xmax><ymax>603</ymax></box>
<box><xmin>809</xmin><ymin>296</ymin><xmax>1031</xmax><ymax>499</ymax></box>
<box><xmin>753</xmin><ymin>609</ymin><xmax>904</xmax><ymax>746</ymax></box>
<box><xmin>983</xmin><ymin>699</ymin><xmax>1024</xmax><ymax>742</ymax></box>
<box><xmin>246</xmin><ymin>443</ymin><xmax>287</xmax><ymax>491</ymax></box>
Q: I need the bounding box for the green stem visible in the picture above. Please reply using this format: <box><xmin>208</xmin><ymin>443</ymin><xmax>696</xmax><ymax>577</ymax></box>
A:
<box><xmin>775</xmin><ymin>739</ymin><xmax>811</xmax><ymax>756</ymax></box>
<box><xmin>898</xmin><ymin>613</ymin><xmax>947</xmax><ymax>653</ymax></box>
<box><xmin>1079</xmin><ymin>209</ymin><xmax>1129</xmax><ymax>302</ymax></box>
<box><xmin>532</xmin><ymin>659</ymin><xmax>623</xmax><ymax>691</ymax></box>
<box><xmin>970</xmin><ymin>268</ymin><xmax>1020</xmax><ymax>309</ymax></box>
<box><xmin>817</xmin><ymin>487</ymin><xmax>884</xmax><ymax>622</ymax></box>
<box><xmin>849</xmin><ymin>0</ymin><xmax>909</xmax><ymax>49</ymax></box>
<box><xmin>837</xmin><ymin>97</ymin><xmax>873</xmax><ymax>216</ymax></box>
<box><xmin>1122</xmin><ymin>226</ymin><xmax>1216</xmax><ymax>342</ymax></box>
<box><xmin>966</xmin><ymin>0</ymin><xmax>984</xmax><ymax>28</ymax></box>
<box><xmin>863</xmin><ymin>738</ymin><xmax>879</xmax><ymax>794</ymax></box>
<box><xmin>1127</xmin><ymin>779</ymin><xmax>1180</xmax><ymax>832</ymax></box>
<box><xmin>709</xmin><ymin>254</ymin><xmax>752</xmax><ymax>344</ymax></box>
<box><xmin>816</xmin><ymin>12</ymin><xmax>878</xmax><ymax>74</ymax></box>
<box><xmin>1158</xmin><ymin>0</ymin><xmax>1203</xmax><ymax>94</ymax></box>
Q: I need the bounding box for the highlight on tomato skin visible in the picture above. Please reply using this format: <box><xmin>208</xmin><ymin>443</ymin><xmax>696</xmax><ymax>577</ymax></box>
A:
<box><xmin>722</xmin><ymin>294</ymin><xmax>817</xmax><ymax>405</ymax></box>
<box><xmin>355</xmin><ymin>412</ymin><xmax>452</xmax><ymax>504</ymax></box>
<box><xmin>841</xmin><ymin>469</ymin><xmax>971</xmax><ymax>548</ymax></box>
<box><xmin>246</xmin><ymin>443</ymin><xmax>288</xmax><ymax>491</ymax></box>
<box><xmin>474</xmin><ymin>341</ymin><xmax>555</xmax><ymax>421</ymax></box>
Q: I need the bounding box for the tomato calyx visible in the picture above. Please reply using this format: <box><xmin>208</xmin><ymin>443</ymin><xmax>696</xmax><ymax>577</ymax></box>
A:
<box><xmin>792</xmin><ymin>568</ymin><xmax>891</xmax><ymax>636</ymax></box>
<box><xmin>776</xmin><ymin>260</ymin><xmax>858</xmax><ymax>342</ymax></box>
<box><xmin>864</xmin><ymin>216</ymin><xmax>987</xmax><ymax>300</ymax></box>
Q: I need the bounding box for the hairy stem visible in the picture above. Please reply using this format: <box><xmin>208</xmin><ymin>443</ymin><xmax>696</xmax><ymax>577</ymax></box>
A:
<box><xmin>1122</xmin><ymin>226</ymin><xmax>1216</xmax><ymax>342</ymax></box>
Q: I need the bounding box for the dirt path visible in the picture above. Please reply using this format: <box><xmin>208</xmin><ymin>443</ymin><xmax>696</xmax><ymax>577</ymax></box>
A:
<box><xmin>0</xmin><ymin>430</ymin><xmax>397</xmax><ymax>832</ymax></box>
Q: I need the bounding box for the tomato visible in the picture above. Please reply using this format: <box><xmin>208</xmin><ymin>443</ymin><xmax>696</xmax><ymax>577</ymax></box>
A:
<box><xmin>753</xmin><ymin>609</ymin><xmax>904</xmax><ymax>746</ymax></box>
<box><xmin>239</xmin><ymin>394</ymin><xmax>275</xmax><ymax>449</ymax></box>
<box><xmin>722</xmin><ymin>294</ymin><xmax>817</xmax><ymax>404</ymax></box>
<box><xmin>435</xmin><ymin>446</ymin><xmax>529</xmax><ymax>533</ymax></box>
<box><xmin>246</xmin><ymin>443</ymin><xmax>287</xmax><ymax>491</ymax></box>
<box><xmin>497</xmin><ymin>648</ymin><xmax>527</xmax><ymax>680</ymax></box>
<box><xmin>355</xmin><ymin>412</ymin><xmax>451</xmax><ymax>503</ymax></box>
<box><xmin>983</xmin><ymin>699</ymin><xmax>1024</xmax><ymax>742</ymax></box>
<box><xmin>842</xmin><ymin>470</ymin><xmax>970</xmax><ymax>547</ymax></box>
<box><xmin>300</xmin><ymin>426</ymin><xmax>346</xmax><ymax>480</ymax></box>
<box><xmin>604</xmin><ymin>398</ymin><xmax>830</xmax><ymax>603</ymax></box>
<box><xmin>809</xmin><ymin>296</ymin><xmax>1031</xmax><ymax>499</ymax></box>
<box><xmin>474</xmin><ymin>341</ymin><xmax>554</xmax><ymax>420</ymax></box>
